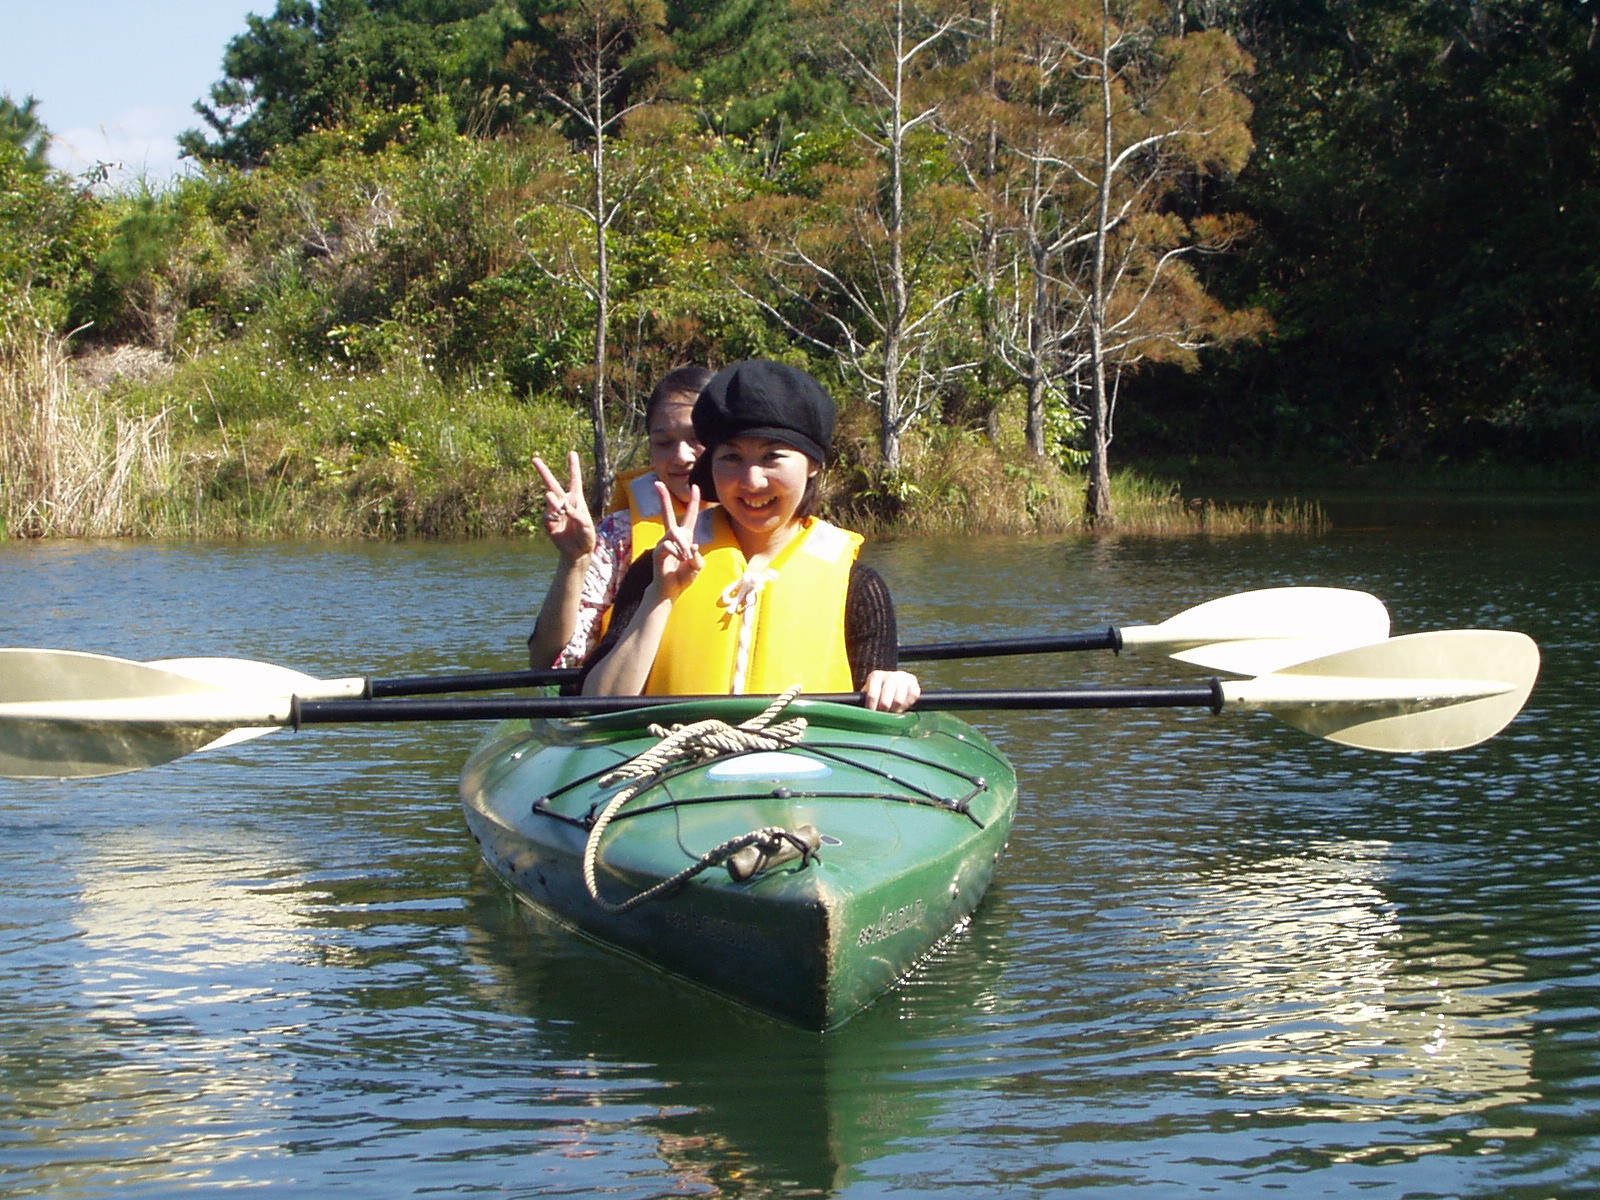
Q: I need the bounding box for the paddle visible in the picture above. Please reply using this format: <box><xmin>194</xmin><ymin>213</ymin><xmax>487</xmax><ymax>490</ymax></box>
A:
<box><xmin>898</xmin><ymin>585</ymin><xmax>1392</xmax><ymax>675</ymax></box>
<box><xmin>0</xmin><ymin>631</ymin><xmax>1538</xmax><ymax>779</ymax></box>
<box><xmin>82</xmin><ymin>586</ymin><xmax>1393</xmax><ymax>704</ymax></box>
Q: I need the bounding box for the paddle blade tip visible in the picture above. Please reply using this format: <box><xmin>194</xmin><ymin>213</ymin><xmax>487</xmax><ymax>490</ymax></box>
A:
<box><xmin>1252</xmin><ymin>630</ymin><xmax>1541</xmax><ymax>753</ymax></box>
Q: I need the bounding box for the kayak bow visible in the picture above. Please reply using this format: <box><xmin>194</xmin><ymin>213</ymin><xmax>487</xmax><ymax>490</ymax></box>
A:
<box><xmin>459</xmin><ymin>696</ymin><xmax>1019</xmax><ymax>1029</ymax></box>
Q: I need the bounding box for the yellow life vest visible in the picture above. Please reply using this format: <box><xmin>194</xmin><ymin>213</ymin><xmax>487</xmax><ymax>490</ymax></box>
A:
<box><xmin>616</xmin><ymin>469</ymin><xmax>668</xmax><ymax>561</ymax></box>
<box><xmin>592</xmin><ymin>470</ymin><xmax>674</xmax><ymax>640</ymax></box>
<box><xmin>644</xmin><ymin>511</ymin><xmax>864</xmax><ymax>696</ymax></box>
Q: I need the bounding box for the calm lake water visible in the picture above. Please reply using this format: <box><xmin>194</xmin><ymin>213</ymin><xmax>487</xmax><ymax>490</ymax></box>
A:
<box><xmin>1</xmin><ymin>494</ymin><xmax>1597</xmax><ymax>1198</ymax></box>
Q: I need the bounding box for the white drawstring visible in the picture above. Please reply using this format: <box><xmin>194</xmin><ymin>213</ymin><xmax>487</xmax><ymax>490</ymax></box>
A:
<box><xmin>719</xmin><ymin>568</ymin><xmax>777</xmax><ymax>614</ymax></box>
<box><xmin>719</xmin><ymin>568</ymin><xmax>778</xmax><ymax>693</ymax></box>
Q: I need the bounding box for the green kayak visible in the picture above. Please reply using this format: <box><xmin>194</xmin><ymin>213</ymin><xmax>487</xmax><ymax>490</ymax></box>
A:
<box><xmin>459</xmin><ymin>695</ymin><xmax>1018</xmax><ymax>1030</ymax></box>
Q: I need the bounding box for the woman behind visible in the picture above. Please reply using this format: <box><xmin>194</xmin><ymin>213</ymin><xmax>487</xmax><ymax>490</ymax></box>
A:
<box><xmin>528</xmin><ymin>365</ymin><xmax>714</xmax><ymax>669</ymax></box>
<box><xmin>581</xmin><ymin>359</ymin><xmax>920</xmax><ymax>713</ymax></box>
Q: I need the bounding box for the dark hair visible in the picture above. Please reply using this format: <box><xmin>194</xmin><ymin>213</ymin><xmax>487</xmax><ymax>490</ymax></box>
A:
<box><xmin>646</xmin><ymin>365</ymin><xmax>714</xmax><ymax>423</ymax></box>
<box><xmin>796</xmin><ymin>471</ymin><xmax>822</xmax><ymax>521</ymax></box>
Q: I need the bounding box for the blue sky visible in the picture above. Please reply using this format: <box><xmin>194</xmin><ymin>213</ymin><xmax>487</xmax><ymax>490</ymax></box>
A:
<box><xmin>1</xmin><ymin>2</ymin><xmax>267</xmax><ymax>186</ymax></box>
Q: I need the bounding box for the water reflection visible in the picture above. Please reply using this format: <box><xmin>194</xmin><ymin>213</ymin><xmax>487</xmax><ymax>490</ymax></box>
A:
<box><xmin>459</xmin><ymin>869</ymin><xmax>1017</xmax><ymax>1196</ymax></box>
<box><xmin>1161</xmin><ymin>839</ymin><xmax>1538</xmax><ymax>1125</ymax></box>
<box><xmin>5</xmin><ymin>830</ymin><xmax>317</xmax><ymax>1195</ymax></box>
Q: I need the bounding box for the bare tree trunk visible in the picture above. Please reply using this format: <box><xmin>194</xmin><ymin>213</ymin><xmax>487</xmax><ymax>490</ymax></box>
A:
<box><xmin>1085</xmin><ymin>0</ymin><xmax>1116</xmax><ymax>528</ymax></box>
<box><xmin>528</xmin><ymin>0</ymin><xmax>668</xmax><ymax>516</ymax></box>
<box><xmin>740</xmin><ymin>0</ymin><xmax>969</xmax><ymax>475</ymax></box>
<box><xmin>880</xmin><ymin>0</ymin><xmax>910</xmax><ymax>478</ymax></box>
<box><xmin>1086</xmin><ymin>348</ymin><xmax>1113</xmax><ymax>524</ymax></box>
<box><xmin>1025</xmin><ymin>374</ymin><xmax>1048</xmax><ymax>456</ymax></box>
<box><xmin>977</xmin><ymin>0</ymin><xmax>1003</xmax><ymax>449</ymax></box>
<box><xmin>589</xmin><ymin>76</ymin><xmax>613</xmax><ymax>515</ymax></box>
<box><xmin>1025</xmin><ymin>236</ymin><xmax>1049</xmax><ymax>456</ymax></box>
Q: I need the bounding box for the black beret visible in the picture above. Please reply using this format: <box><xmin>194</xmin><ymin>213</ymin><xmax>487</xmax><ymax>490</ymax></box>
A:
<box><xmin>688</xmin><ymin>360</ymin><xmax>836</xmax><ymax>495</ymax></box>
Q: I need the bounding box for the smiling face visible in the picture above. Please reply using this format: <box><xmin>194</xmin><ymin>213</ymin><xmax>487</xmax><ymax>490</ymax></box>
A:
<box><xmin>647</xmin><ymin>395</ymin><xmax>703</xmax><ymax>505</ymax></box>
<box><xmin>709</xmin><ymin>436</ymin><xmax>820</xmax><ymax>554</ymax></box>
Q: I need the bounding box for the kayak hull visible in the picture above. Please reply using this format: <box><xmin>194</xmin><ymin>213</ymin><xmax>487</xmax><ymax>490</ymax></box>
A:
<box><xmin>459</xmin><ymin>697</ymin><xmax>1018</xmax><ymax>1029</ymax></box>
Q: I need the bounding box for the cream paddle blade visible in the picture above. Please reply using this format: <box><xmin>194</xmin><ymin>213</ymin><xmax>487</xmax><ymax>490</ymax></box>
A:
<box><xmin>0</xmin><ymin>648</ymin><xmax>259</xmax><ymax>779</ymax></box>
<box><xmin>150</xmin><ymin>657</ymin><xmax>368</xmax><ymax>752</ymax></box>
<box><xmin>0</xmin><ymin>648</ymin><xmax>358</xmax><ymax>705</ymax></box>
<box><xmin>0</xmin><ymin>649</ymin><xmax>349</xmax><ymax>777</ymax></box>
<box><xmin>1220</xmin><ymin>629</ymin><xmax>1540</xmax><ymax>752</ymax></box>
<box><xmin>1128</xmin><ymin>587</ymin><xmax>1392</xmax><ymax>675</ymax></box>
<box><xmin>152</xmin><ymin>657</ymin><xmax>368</xmax><ymax>700</ymax></box>
<box><xmin>0</xmin><ymin>648</ymin><xmax>238</xmax><ymax>707</ymax></box>
<box><xmin>0</xmin><ymin>692</ymin><xmax>296</xmax><ymax>779</ymax></box>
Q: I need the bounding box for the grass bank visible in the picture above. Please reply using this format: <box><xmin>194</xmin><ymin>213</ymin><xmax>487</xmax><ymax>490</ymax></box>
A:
<box><xmin>4</xmin><ymin>332</ymin><xmax>1324</xmax><ymax>540</ymax></box>
<box><xmin>1142</xmin><ymin>454</ymin><xmax>1600</xmax><ymax>495</ymax></box>
<box><xmin>4</xmin><ymin>329</ymin><xmax>585</xmax><ymax>538</ymax></box>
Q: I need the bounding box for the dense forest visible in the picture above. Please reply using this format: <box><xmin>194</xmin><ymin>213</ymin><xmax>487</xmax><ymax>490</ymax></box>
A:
<box><xmin>2</xmin><ymin>0</ymin><xmax>1595</xmax><ymax>539</ymax></box>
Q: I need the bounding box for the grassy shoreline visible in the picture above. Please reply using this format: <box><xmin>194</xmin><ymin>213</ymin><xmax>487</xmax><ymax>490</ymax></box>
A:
<box><xmin>0</xmin><ymin>331</ymin><xmax>1411</xmax><ymax>542</ymax></box>
<box><xmin>1140</xmin><ymin>454</ymin><xmax>1600</xmax><ymax>496</ymax></box>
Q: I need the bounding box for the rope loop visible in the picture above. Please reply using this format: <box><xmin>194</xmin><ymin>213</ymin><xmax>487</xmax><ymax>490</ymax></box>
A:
<box><xmin>583</xmin><ymin>686</ymin><xmax>814</xmax><ymax>913</ymax></box>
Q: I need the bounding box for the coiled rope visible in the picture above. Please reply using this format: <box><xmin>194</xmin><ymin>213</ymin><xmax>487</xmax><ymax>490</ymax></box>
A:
<box><xmin>582</xmin><ymin>685</ymin><xmax>814</xmax><ymax>913</ymax></box>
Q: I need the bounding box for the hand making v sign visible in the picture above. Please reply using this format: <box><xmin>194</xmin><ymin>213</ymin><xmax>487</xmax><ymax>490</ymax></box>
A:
<box><xmin>652</xmin><ymin>479</ymin><xmax>703</xmax><ymax>599</ymax></box>
<box><xmin>532</xmin><ymin>450</ymin><xmax>596</xmax><ymax>560</ymax></box>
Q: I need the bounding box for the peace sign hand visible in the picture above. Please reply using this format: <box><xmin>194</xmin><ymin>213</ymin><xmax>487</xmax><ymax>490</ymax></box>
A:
<box><xmin>532</xmin><ymin>451</ymin><xmax>596</xmax><ymax>560</ymax></box>
<box><xmin>652</xmin><ymin>480</ymin><xmax>703</xmax><ymax>600</ymax></box>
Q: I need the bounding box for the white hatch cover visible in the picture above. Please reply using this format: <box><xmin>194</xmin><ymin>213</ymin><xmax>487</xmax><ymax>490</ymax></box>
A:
<box><xmin>705</xmin><ymin>752</ymin><xmax>832</xmax><ymax>781</ymax></box>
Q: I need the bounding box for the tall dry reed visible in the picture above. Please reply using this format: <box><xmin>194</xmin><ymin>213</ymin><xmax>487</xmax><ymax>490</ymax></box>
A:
<box><xmin>1</xmin><ymin>317</ymin><xmax>174</xmax><ymax>537</ymax></box>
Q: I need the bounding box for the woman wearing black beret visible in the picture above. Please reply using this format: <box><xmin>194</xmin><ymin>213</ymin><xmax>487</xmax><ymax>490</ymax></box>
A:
<box><xmin>582</xmin><ymin>359</ymin><xmax>920</xmax><ymax>713</ymax></box>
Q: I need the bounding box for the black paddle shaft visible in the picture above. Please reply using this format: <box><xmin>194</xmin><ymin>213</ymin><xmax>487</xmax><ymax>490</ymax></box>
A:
<box><xmin>368</xmin><ymin>668</ymin><xmax>567</xmax><ymax>696</ymax></box>
<box><xmin>896</xmin><ymin>628</ymin><xmax>1121</xmax><ymax>662</ymax></box>
<box><xmin>362</xmin><ymin>628</ymin><xmax>1125</xmax><ymax>697</ymax></box>
<box><xmin>291</xmin><ymin>682</ymin><xmax>1223</xmax><ymax>726</ymax></box>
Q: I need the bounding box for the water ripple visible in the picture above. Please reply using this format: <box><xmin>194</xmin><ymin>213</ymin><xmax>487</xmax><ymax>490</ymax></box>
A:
<box><xmin>3</xmin><ymin>522</ymin><xmax>1599</xmax><ymax>1196</ymax></box>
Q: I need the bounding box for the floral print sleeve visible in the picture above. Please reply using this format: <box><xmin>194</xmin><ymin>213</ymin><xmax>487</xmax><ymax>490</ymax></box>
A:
<box><xmin>553</xmin><ymin>509</ymin><xmax>634</xmax><ymax>668</ymax></box>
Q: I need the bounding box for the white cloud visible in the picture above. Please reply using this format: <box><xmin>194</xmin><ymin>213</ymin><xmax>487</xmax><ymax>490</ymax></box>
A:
<box><xmin>50</xmin><ymin>103</ymin><xmax>202</xmax><ymax>188</ymax></box>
